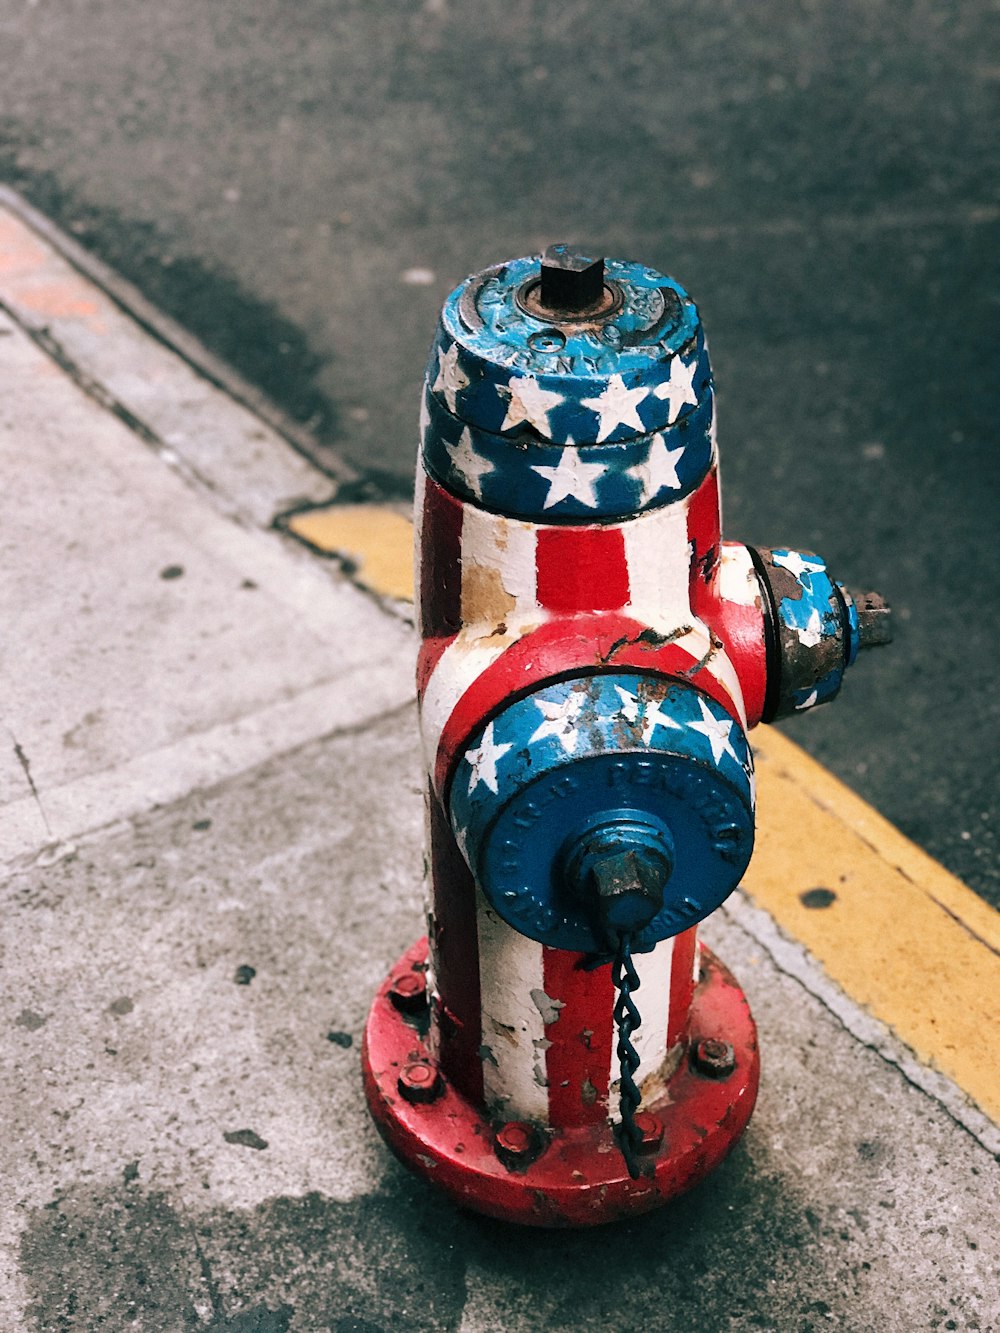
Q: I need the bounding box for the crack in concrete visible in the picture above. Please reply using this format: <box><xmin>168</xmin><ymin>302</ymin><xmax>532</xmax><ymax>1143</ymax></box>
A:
<box><xmin>6</xmin><ymin>728</ymin><xmax>51</xmax><ymax>837</ymax></box>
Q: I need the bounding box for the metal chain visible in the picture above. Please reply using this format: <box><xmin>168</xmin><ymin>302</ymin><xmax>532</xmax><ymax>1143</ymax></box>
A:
<box><xmin>612</xmin><ymin>935</ymin><xmax>644</xmax><ymax>1179</ymax></box>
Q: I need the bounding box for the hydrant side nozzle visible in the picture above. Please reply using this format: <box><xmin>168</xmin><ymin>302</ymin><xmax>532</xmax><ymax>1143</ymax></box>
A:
<box><xmin>748</xmin><ymin>545</ymin><xmax>891</xmax><ymax>720</ymax></box>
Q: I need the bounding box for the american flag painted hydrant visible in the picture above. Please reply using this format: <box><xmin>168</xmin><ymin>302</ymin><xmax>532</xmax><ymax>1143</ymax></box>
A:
<box><xmin>362</xmin><ymin>247</ymin><xmax>890</xmax><ymax>1226</ymax></box>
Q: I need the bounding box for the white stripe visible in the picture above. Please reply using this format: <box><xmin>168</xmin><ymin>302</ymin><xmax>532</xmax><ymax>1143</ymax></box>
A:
<box><xmin>419</xmin><ymin>620</ymin><xmax>536</xmax><ymax>786</ymax></box>
<box><xmin>692</xmin><ymin>927</ymin><xmax>701</xmax><ymax>982</ymax></box>
<box><xmin>717</xmin><ymin>543</ymin><xmax>760</xmax><ymax>608</ymax></box>
<box><xmin>476</xmin><ymin>889</ymin><xmax>550</xmax><ymax>1123</ymax></box>
<box><xmin>419</xmin><ymin>502</ymin><xmax>544</xmax><ymax>786</ymax></box>
<box><xmin>459</xmin><ymin>505</ymin><xmax>539</xmax><ymax>625</ymax></box>
<box><xmin>623</xmin><ymin>498</ymin><xmax>694</xmax><ymax>627</ymax></box>
<box><xmin>608</xmin><ymin>936</ymin><xmax>675</xmax><ymax>1121</ymax></box>
<box><xmin>632</xmin><ymin>937</ymin><xmax>675</xmax><ymax>1084</ymax></box>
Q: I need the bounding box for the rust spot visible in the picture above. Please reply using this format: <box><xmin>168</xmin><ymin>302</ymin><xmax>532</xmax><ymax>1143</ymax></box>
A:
<box><xmin>461</xmin><ymin>561</ymin><xmax>516</xmax><ymax>626</ymax></box>
<box><xmin>765</xmin><ymin>560</ymin><xmax>805</xmax><ymax>604</ymax></box>
<box><xmin>581</xmin><ymin>1077</ymin><xmax>598</xmax><ymax>1106</ymax></box>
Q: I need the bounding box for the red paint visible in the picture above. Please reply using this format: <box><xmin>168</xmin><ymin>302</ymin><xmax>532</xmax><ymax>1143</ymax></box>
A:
<box><xmin>668</xmin><ymin>928</ymin><xmax>699</xmax><ymax>1048</ymax></box>
<box><xmin>541</xmin><ymin>948</ymin><xmax>615</xmax><ymax>1125</ymax></box>
<box><xmin>696</xmin><ymin>543</ymin><xmax>769</xmax><ymax>727</ymax></box>
<box><xmin>433</xmin><ymin>613</ymin><xmax>743</xmax><ymax>797</ymax></box>
<box><xmin>536</xmin><ymin>526</ymin><xmax>629</xmax><ymax>613</ymax></box>
<box><xmin>363</xmin><ymin>937</ymin><xmax>759</xmax><ymax>1227</ymax></box>
<box><xmin>417</xmin><ymin>633</ymin><xmax>457</xmax><ymax>700</ymax></box>
<box><xmin>686</xmin><ymin>466</ymin><xmax>721</xmax><ymax>595</ymax></box>
<box><xmin>419</xmin><ymin>473</ymin><xmax>464</xmax><ymax>640</ymax></box>
<box><xmin>427</xmin><ymin>788</ymin><xmax>483</xmax><ymax>1106</ymax></box>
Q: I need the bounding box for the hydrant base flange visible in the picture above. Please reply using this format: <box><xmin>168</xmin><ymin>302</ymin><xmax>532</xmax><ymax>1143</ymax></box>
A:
<box><xmin>362</xmin><ymin>938</ymin><xmax>759</xmax><ymax>1228</ymax></box>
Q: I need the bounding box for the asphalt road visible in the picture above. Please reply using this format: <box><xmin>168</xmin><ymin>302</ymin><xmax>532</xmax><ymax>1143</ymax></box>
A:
<box><xmin>1</xmin><ymin>0</ymin><xmax>997</xmax><ymax>904</ymax></box>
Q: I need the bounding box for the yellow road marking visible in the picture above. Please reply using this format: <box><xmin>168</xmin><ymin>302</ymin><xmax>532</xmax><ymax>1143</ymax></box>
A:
<box><xmin>286</xmin><ymin>504</ymin><xmax>414</xmax><ymax>601</ymax></box>
<box><xmin>290</xmin><ymin>502</ymin><xmax>1000</xmax><ymax>1124</ymax></box>
<box><xmin>749</xmin><ymin>729</ymin><xmax>999</xmax><ymax>1123</ymax></box>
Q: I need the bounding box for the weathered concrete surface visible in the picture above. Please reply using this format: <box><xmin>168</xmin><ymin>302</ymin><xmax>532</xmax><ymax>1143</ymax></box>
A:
<box><xmin>0</xmin><ymin>214</ymin><xmax>996</xmax><ymax>1333</ymax></box>
<box><xmin>0</xmin><ymin>306</ymin><xmax>413</xmax><ymax>869</ymax></box>
<box><xmin>2</xmin><ymin>714</ymin><xmax>996</xmax><ymax>1332</ymax></box>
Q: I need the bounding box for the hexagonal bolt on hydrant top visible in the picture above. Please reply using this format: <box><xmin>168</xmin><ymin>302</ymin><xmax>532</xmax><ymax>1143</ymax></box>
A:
<box><xmin>361</xmin><ymin>244</ymin><xmax>890</xmax><ymax>1227</ymax></box>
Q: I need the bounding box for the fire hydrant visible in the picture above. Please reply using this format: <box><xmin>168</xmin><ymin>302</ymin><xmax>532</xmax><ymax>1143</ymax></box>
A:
<box><xmin>362</xmin><ymin>247</ymin><xmax>890</xmax><ymax>1226</ymax></box>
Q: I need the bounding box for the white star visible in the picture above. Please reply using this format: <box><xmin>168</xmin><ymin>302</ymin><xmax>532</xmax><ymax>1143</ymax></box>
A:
<box><xmin>688</xmin><ymin>697</ymin><xmax>740</xmax><ymax>766</ymax></box>
<box><xmin>465</xmin><ymin>722</ymin><xmax>513</xmax><ymax>796</ymax></box>
<box><xmin>580</xmin><ymin>374</ymin><xmax>650</xmax><ymax>442</ymax></box>
<box><xmin>615</xmin><ymin>686</ymin><xmax>641</xmax><ymax>725</ymax></box>
<box><xmin>433</xmin><ymin>342</ymin><xmax>470</xmax><ymax>413</ymax></box>
<box><xmin>614</xmin><ymin>686</ymin><xmax>682</xmax><ymax>744</ymax></box>
<box><xmin>795</xmin><ymin>608</ymin><xmax>824</xmax><ymax>648</ymax></box>
<box><xmin>498</xmin><ymin>375</ymin><xmax>564</xmax><ymax>437</ymax></box>
<box><xmin>446</xmin><ymin>426</ymin><xmax>495</xmax><ymax>500</ymax></box>
<box><xmin>531</xmin><ymin>442</ymin><xmax>606</xmax><ymax>509</ymax></box>
<box><xmin>652</xmin><ymin>356</ymin><xmax>698</xmax><ymax>424</ymax></box>
<box><xmin>529</xmin><ymin>691</ymin><xmax>587</xmax><ymax>753</ymax></box>
<box><xmin>772</xmin><ymin>550</ymin><xmax>824</xmax><ymax>580</ymax></box>
<box><xmin>626</xmin><ymin>433</ymin><xmax>686</xmax><ymax>504</ymax></box>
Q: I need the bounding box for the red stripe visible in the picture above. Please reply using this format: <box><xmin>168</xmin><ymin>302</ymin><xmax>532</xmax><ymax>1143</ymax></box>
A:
<box><xmin>542</xmin><ymin>949</ymin><xmax>616</xmax><ymax>1125</ymax></box>
<box><xmin>692</xmin><ymin>543</ymin><xmax>767</xmax><ymax>727</ymax></box>
<box><xmin>686</xmin><ymin>466</ymin><xmax>721</xmax><ymax>598</ymax></box>
<box><xmin>535</xmin><ymin>526</ymin><xmax>629</xmax><ymax>613</ymax></box>
<box><xmin>427</xmin><ymin>787</ymin><xmax>483</xmax><ymax>1105</ymax></box>
<box><xmin>419</xmin><ymin>472</ymin><xmax>464</xmax><ymax>641</ymax></box>
<box><xmin>433</xmin><ymin>614</ymin><xmax>742</xmax><ymax>796</ymax></box>
<box><xmin>668</xmin><ymin>928</ymin><xmax>698</xmax><ymax>1047</ymax></box>
<box><xmin>417</xmin><ymin>633</ymin><xmax>457</xmax><ymax>700</ymax></box>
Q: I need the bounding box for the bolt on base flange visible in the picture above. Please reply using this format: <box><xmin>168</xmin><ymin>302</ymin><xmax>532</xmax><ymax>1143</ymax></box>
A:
<box><xmin>363</xmin><ymin>937</ymin><xmax>759</xmax><ymax>1227</ymax></box>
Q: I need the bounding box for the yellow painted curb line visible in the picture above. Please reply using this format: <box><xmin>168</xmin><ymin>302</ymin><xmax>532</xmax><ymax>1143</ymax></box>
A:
<box><xmin>286</xmin><ymin>505</ymin><xmax>414</xmax><ymax>601</ymax></box>
<box><xmin>290</xmin><ymin>503</ymin><xmax>1000</xmax><ymax>1126</ymax></box>
<box><xmin>748</xmin><ymin>728</ymin><xmax>999</xmax><ymax>1124</ymax></box>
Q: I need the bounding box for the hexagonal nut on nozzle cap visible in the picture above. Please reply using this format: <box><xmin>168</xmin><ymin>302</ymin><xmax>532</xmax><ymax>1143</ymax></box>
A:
<box><xmin>591</xmin><ymin>847</ymin><xmax>668</xmax><ymax>946</ymax></box>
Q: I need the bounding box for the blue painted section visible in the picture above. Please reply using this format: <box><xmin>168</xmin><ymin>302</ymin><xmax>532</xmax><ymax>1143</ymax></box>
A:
<box><xmin>449</xmin><ymin>673</ymin><xmax>755</xmax><ymax>952</ymax></box>
<box><xmin>421</xmin><ymin>381</ymin><xmax>715</xmax><ymax>521</ymax></box>
<box><xmin>769</xmin><ymin>548</ymin><xmax>847</xmax><ymax>707</ymax></box>
<box><xmin>430</xmin><ymin>254</ymin><xmax>712</xmax><ymax>442</ymax></box>
<box><xmin>840</xmin><ymin>583</ymin><xmax>861</xmax><ymax>667</ymax></box>
<box><xmin>791</xmin><ymin>669</ymin><xmax>843</xmax><ymax>712</ymax></box>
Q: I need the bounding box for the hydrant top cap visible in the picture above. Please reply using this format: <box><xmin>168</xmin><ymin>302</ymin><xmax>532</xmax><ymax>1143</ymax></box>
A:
<box><xmin>444</xmin><ymin>251</ymin><xmax>703</xmax><ymax>388</ymax></box>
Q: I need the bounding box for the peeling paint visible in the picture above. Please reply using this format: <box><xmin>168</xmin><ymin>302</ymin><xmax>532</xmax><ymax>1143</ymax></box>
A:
<box><xmin>530</xmin><ymin>988</ymin><xmax>565</xmax><ymax>1026</ymax></box>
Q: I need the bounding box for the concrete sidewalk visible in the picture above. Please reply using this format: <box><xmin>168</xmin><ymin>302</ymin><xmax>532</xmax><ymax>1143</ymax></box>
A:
<box><xmin>1</xmin><ymin>225</ymin><xmax>998</xmax><ymax>1331</ymax></box>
